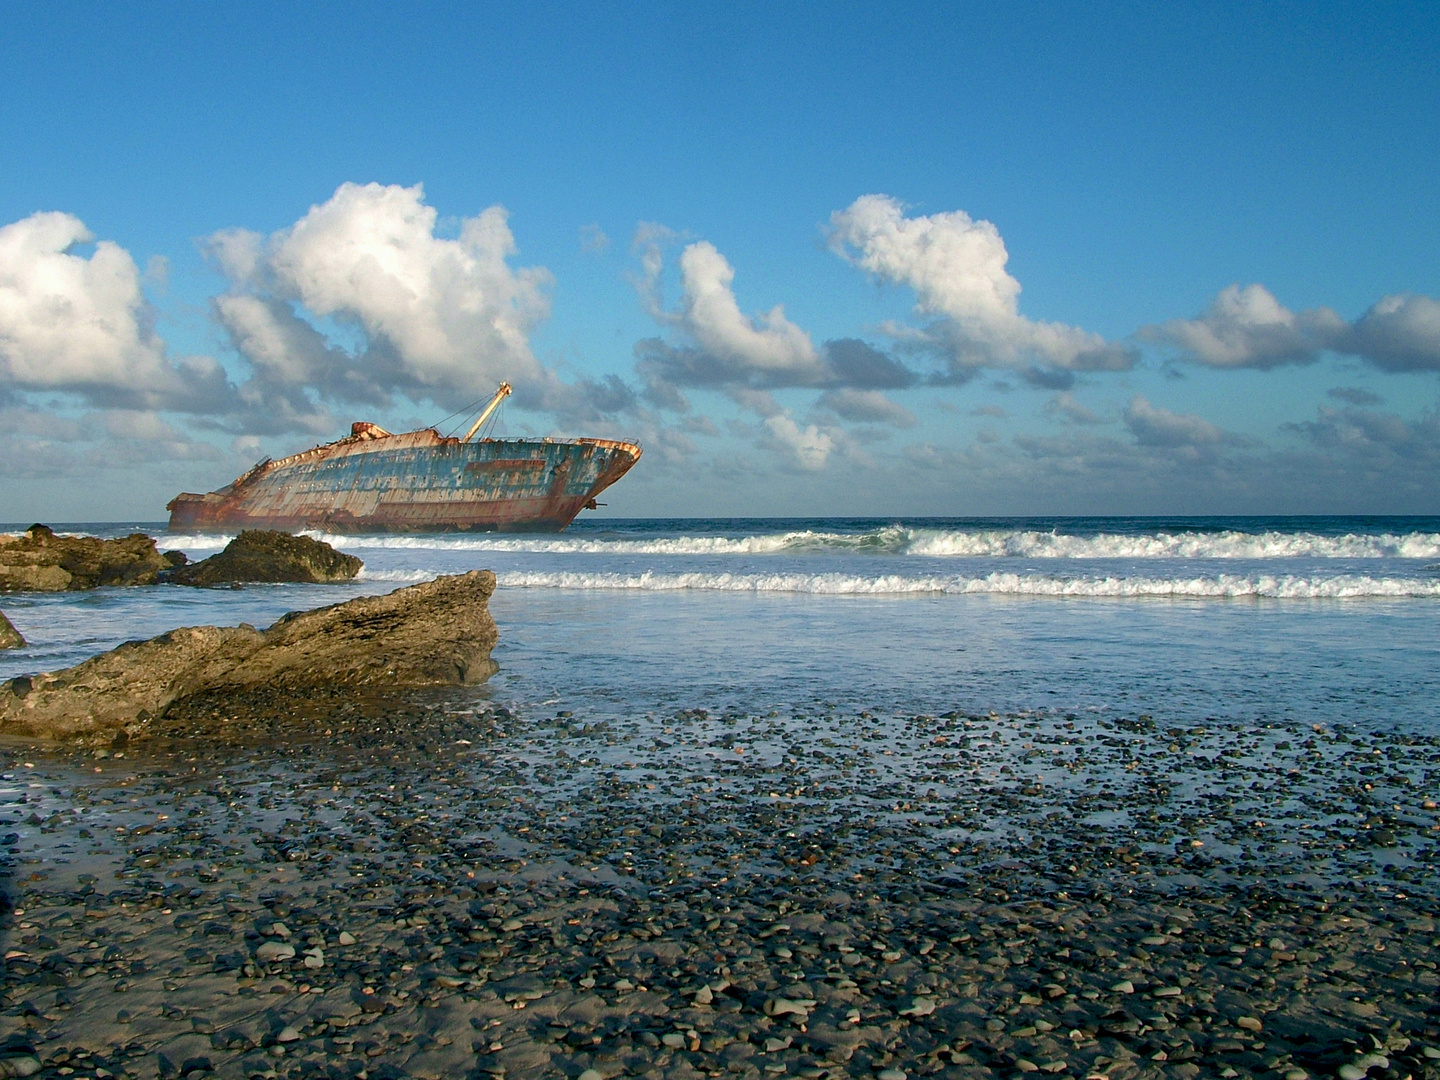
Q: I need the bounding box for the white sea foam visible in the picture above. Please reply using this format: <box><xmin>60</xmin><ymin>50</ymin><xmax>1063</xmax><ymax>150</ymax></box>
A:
<box><xmin>903</xmin><ymin>528</ymin><xmax>1440</xmax><ymax>560</ymax></box>
<box><xmin>355</xmin><ymin>569</ymin><xmax>438</xmax><ymax>583</ymax></box>
<box><xmin>495</xmin><ymin>569</ymin><xmax>1440</xmax><ymax>599</ymax></box>
<box><xmin>297</xmin><ymin>526</ymin><xmax>1440</xmax><ymax>560</ymax></box>
<box><xmin>162</xmin><ymin>533</ymin><xmax>235</xmax><ymax>551</ymax></box>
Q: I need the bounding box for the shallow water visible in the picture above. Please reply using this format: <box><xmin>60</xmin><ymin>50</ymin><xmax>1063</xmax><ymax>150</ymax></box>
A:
<box><xmin>2</xmin><ymin>516</ymin><xmax>1438</xmax><ymax>730</ymax></box>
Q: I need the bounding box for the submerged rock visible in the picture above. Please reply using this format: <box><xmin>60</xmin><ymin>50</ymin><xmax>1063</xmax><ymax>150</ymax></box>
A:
<box><xmin>0</xmin><ymin>570</ymin><xmax>498</xmax><ymax>740</ymax></box>
<box><xmin>169</xmin><ymin>529</ymin><xmax>362</xmax><ymax>586</ymax></box>
<box><xmin>0</xmin><ymin>524</ymin><xmax>174</xmax><ymax>591</ymax></box>
<box><xmin>0</xmin><ymin>610</ymin><xmax>22</xmax><ymax>650</ymax></box>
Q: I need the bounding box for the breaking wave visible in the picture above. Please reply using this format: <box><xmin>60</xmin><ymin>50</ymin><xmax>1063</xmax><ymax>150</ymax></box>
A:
<box><xmin>494</xmin><ymin>570</ymin><xmax>1440</xmax><ymax>599</ymax></box>
<box><xmin>291</xmin><ymin>526</ymin><xmax>1440</xmax><ymax>560</ymax></box>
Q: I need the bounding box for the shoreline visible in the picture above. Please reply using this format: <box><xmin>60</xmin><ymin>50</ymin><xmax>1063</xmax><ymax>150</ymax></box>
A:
<box><xmin>1</xmin><ymin>698</ymin><xmax>1437</xmax><ymax>1080</ymax></box>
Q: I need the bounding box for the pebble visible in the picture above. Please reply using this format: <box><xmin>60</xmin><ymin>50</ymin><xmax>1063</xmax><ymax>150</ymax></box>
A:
<box><xmin>765</xmin><ymin>997</ymin><xmax>814</xmax><ymax>1019</ymax></box>
<box><xmin>6</xmin><ymin>700</ymin><xmax>1440</xmax><ymax>1080</ymax></box>
<box><xmin>1236</xmin><ymin>1016</ymin><xmax>1264</xmax><ymax>1032</ymax></box>
<box><xmin>254</xmin><ymin>941</ymin><xmax>295</xmax><ymax>963</ymax></box>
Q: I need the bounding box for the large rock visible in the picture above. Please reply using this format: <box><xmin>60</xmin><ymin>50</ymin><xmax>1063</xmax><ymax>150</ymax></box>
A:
<box><xmin>169</xmin><ymin>530</ymin><xmax>362</xmax><ymax>586</ymax></box>
<box><xmin>0</xmin><ymin>524</ymin><xmax>174</xmax><ymax>592</ymax></box>
<box><xmin>0</xmin><ymin>571</ymin><xmax>498</xmax><ymax>741</ymax></box>
<box><xmin>0</xmin><ymin>610</ymin><xmax>22</xmax><ymax>650</ymax></box>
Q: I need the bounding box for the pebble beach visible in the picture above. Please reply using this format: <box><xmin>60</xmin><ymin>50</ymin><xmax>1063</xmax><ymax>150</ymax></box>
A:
<box><xmin>2</xmin><ymin>688</ymin><xmax>1438</xmax><ymax>1080</ymax></box>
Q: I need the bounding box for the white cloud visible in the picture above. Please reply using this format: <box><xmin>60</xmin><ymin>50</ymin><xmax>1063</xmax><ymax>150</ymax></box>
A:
<box><xmin>680</xmin><ymin>241</ymin><xmax>820</xmax><ymax>377</ymax></box>
<box><xmin>210</xmin><ymin>182</ymin><xmax>556</xmax><ymax>408</ymax></box>
<box><xmin>1147</xmin><ymin>283</ymin><xmax>1344</xmax><ymax>368</ymax></box>
<box><xmin>1044</xmin><ymin>391</ymin><xmax>1102</xmax><ymax>425</ymax></box>
<box><xmin>726</xmin><ymin>386</ymin><xmax>783</xmax><ymax>418</ymax></box>
<box><xmin>634</xmin><ymin>233</ymin><xmax>825</xmax><ymax>388</ymax></box>
<box><xmin>1123</xmin><ymin>395</ymin><xmax>1230</xmax><ymax>448</ymax></box>
<box><xmin>0</xmin><ymin>405</ymin><xmax>84</xmax><ymax>440</ymax></box>
<box><xmin>0</xmin><ymin>211</ymin><xmax>229</xmax><ymax>410</ymax></box>
<box><xmin>101</xmin><ymin>409</ymin><xmax>189</xmax><ymax>441</ymax></box>
<box><xmin>633</xmin><ymin>231</ymin><xmax>919</xmax><ymax>404</ymax></box>
<box><xmin>762</xmin><ymin>413</ymin><xmax>834</xmax><ymax>470</ymax></box>
<box><xmin>1344</xmin><ymin>294</ymin><xmax>1440</xmax><ymax>372</ymax></box>
<box><xmin>213</xmin><ymin>293</ymin><xmax>355</xmax><ymax>392</ymax></box>
<box><xmin>826</xmin><ymin>194</ymin><xmax>1134</xmax><ymax>376</ymax></box>
<box><xmin>1149</xmin><ymin>284</ymin><xmax>1440</xmax><ymax>372</ymax></box>
<box><xmin>816</xmin><ymin>387</ymin><xmax>916</xmax><ymax>428</ymax></box>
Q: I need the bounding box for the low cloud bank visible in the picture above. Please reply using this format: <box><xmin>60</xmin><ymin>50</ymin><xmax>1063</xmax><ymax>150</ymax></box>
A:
<box><xmin>1</xmin><ymin>183</ymin><xmax>1438</xmax><ymax>499</ymax></box>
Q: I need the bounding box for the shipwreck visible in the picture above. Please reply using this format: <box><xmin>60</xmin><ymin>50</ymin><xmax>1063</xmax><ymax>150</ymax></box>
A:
<box><xmin>168</xmin><ymin>383</ymin><xmax>642</xmax><ymax>534</ymax></box>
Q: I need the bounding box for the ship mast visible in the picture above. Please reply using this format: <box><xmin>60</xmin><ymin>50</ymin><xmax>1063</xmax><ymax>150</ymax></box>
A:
<box><xmin>462</xmin><ymin>382</ymin><xmax>512</xmax><ymax>442</ymax></box>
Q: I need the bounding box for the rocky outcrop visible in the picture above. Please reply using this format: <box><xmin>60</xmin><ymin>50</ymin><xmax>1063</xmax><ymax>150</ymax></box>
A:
<box><xmin>0</xmin><ymin>571</ymin><xmax>498</xmax><ymax>741</ymax></box>
<box><xmin>0</xmin><ymin>524</ymin><xmax>176</xmax><ymax>592</ymax></box>
<box><xmin>169</xmin><ymin>530</ymin><xmax>363</xmax><ymax>586</ymax></box>
<box><xmin>0</xmin><ymin>610</ymin><xmax>22</xmax><ymax>650</ymax></box>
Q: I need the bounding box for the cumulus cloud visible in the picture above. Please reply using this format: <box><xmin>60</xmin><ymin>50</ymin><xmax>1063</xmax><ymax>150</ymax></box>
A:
<box><xmin>0</xmin><ymin>210</ymin><xmax>230</xmax><ymax>412</ymax></box>
<box><xmin>1146</xmin><ymin>283</ymin><xmax>1344</xmax><ymax>369</ymax></box>
<box><xmin>761</xmin><ymin>413</ymin><xmax>834</xmax><ymax>470</ymax></box>
<box><xmin>633</xmin><ymin>229</ymin><xmax>917</xmax><ymax>401</ymax></box>
<box><xmin>1044</xmin><ymin>391</ymin><xmax>1102</xmax><ymax>425</ymax></box>
<box><xmin>822</xmin><ymin>338</ymin><xmax>917</xmax><ymax>389</ymax></box>
<box><xmin>1150</xmin><ymin>284</ymin><xmax>1440</xmax><ymax>372</ymax></box>
<box><xmin>633</xmin><ymin>230</ymin><xmax>825</xmax><ymax>387</ymax></box>
<box><xmin>209</xmin><ymin>182</ymin><xmax>561</xmax><ymax>412</ymax></box>
<box><xmin>1123</xmin><ymin>396</ymin><xmax>1232</xmax><ymax>448</ymax></box>
<box><xmin>1288</xmin><ymin>403</ymin><xmax>1440</xmax><ymax>460</ymax></box>
<box><xmin>816</xmin><ymin>388</ymin><xmax>916</xmax><ymax>428</ymax></box>
<box><xmin>826</xmin><ymin>194</ymin><xmax>1135</xmax><ymax>379</ymax></box>
<box><xmin>1344</xmin><ymin>294</ymin><xmax>1440</xmax><ymax>372</ymax></box>
<box><xmin>678</xmin><ymin>240</ymin><xmax>820</xmax><ymax>377</ymax></box>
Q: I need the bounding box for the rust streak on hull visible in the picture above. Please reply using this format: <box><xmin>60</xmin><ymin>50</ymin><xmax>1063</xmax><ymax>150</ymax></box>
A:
<box><xmin>167</xmin><ymin>426</ymin><xmax>641</xmax><ymax>534</ymax></box>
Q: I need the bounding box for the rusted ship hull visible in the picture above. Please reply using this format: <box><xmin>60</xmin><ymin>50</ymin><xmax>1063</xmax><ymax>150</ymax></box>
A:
<box><xmin>168</xmin><ymin>429</ymin><xmax>642</xmax><ymax>534</ymax></box>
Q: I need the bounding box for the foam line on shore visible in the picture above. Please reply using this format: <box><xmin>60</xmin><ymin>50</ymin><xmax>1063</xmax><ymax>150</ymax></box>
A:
<box><xmin>494</xmin><ymin>568</ymin><xmax>1440</xmax><ymax>598</ymax></box>
<box><xmin>311</xmin><ymin>526</ymin><xmax>1440</xmax><ymax>559</ymax></box>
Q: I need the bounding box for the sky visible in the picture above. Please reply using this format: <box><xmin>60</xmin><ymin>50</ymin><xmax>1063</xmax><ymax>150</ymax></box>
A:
<box><xmin>2</xmin><ymin>1</ymin><xmax>1438</xmax><ymax>521</ymax></box>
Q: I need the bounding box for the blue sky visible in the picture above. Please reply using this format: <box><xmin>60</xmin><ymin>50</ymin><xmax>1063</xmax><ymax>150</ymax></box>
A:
<box><xmin>2</xmin><ymin>1</ymin><xmax>1438</xmax><ymax>520</ymax></box>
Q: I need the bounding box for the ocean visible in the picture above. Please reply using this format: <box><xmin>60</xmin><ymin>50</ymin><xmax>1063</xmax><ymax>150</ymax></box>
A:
<box><xmin>3</xmin><ymin>515</ymin><xmax>1438</xmax><ymax>731</ymax></box>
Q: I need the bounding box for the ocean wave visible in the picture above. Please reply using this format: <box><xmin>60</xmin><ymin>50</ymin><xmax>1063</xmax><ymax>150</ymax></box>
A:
<box><xmin>301</xmin><ymin>526</ymin><xmax>1440</xmax><ymax>561</ymax></box>
<box><xmin>163</xmin><ymin>525</ymin><xmax>1440</xmax><ymax>562</ymax></box>
<box><xmin>495</xmin><ymin>569</ymin><xmax>1440</xmax><ymax>599</ymax></box>
<box><xmin>301</xmin><ymin>529</ymin><xmax>852</xmax><ymax>556</ymax></box>
<box><xmin>904</xmin><ymin>528</ymin><xmax>1440</xmax><ymax>560</ymax></box>
<box><xmin>356</xmin><ymin>569</ymin><xmax>438</xmax><ymax>583</ymax></box>
<box><xmin>157</xmin><ymin>533</ymin><xmax>234</xmax><ymax>551</ymax></box>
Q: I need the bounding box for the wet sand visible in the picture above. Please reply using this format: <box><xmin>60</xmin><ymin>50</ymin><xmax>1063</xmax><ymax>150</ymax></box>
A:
<box><xmin>1</xmin><ymin>694</ymin><xmax>1438</xmax><ymax>1080</ymax></box>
